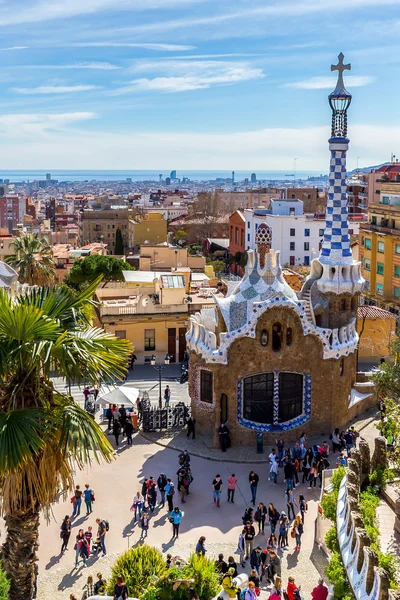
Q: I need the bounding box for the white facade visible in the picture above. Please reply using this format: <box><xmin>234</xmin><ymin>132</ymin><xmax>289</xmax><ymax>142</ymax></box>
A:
<box><xmin>244</xmin><ymin>208</ymin><xmax>359</xmax><ymax>267</ymax></box>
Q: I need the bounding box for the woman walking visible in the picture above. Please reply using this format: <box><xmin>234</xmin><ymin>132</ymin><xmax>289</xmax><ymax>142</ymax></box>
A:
<box><xmin>255</xmin><ymin>502</ymin><xmax>267</xmax><ymax>534</ymax></box>
<box><xmin>308</xmin><ymin>461</ymin><xmax>319</xmax><ymax>489</ymax></box>
<box><xmin>170</xmin><ymin>506</ymin><xmax>183</xmax><ymax>539</ymax></box>
<box><xmin>60</xmin><ymin>515</ymin><xmax>71</xmax><ymax>553</ymax></box>
<box><xmin>131</xmin><ymin>491</ymin><xmax>144</xmax><ymax>521</ymax></box>
<box><xmin>140</xmin><ymin>512</ymin><xmax>149</xmax><ymax>538</ymax></box>
<box><xmin>147</xmin><ymin>482</ymin><xmax>157</xmax><ymax>513</ymax></box>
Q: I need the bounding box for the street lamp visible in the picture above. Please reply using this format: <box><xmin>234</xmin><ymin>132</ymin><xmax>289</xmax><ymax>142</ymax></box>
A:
<box><xmin>151</xmin><ymin>354</ymin><xmax>171</xmax><ymax>408</ymax></box>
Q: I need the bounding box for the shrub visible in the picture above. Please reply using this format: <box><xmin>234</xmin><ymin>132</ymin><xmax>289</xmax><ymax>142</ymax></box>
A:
<box><xmin>359</xmin><ymin>489</ymin><xmax>380</xmax><ymax>545</ymax></box>
<box><xmin>377</xmin><ymin>551</ymin><xmax>400</xmax><ymax>588</ymax></box>
<box><xmin>156</xmin><ymin>554</ymin><xmax>220</xmax><ymax>600</ymax></box>
<box><xmin>321</xmin><ymin>490</ymin><xmax>338</xmax><ymax>521</ymax></box>
<box><xmin>107</xmin><ymin>546</ymin><xmax>167</xmax><ymax>598</ymax></box>
<box><xmin>325</xmin><ymin>553</ymin><xmax>352</xmax><ymax>600</ymax></box>
<box><xmin>331</xmin><ymin>466</ymin><xmax>346</xmax><ymax>491</ymax></box>
<box><xmin>0</xmin><ymin>563</ymin><xmax>10</xmax><ymax>600</ymax></box>
<box><xmin>325</xmin><ymin>525</ymin><xmax>340</xmax><ymax>554</ymax></box>
<box><xmin>369</xmin><ymin>467</ymin><xmax>395</xmax><ymax>488</ymax></box>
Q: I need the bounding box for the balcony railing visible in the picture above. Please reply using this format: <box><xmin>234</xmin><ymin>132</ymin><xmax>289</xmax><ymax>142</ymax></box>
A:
<box><xmin>360</xmin><ymin>222</ymin><xmax>400</xmax><ymax>235</ymax></box>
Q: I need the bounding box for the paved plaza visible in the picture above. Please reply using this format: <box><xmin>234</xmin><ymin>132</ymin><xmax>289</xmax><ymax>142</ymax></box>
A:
<box><xmin>25</xmin><ymin>374</ymin><xmax>381</xmax><ymax>599</ymax></box>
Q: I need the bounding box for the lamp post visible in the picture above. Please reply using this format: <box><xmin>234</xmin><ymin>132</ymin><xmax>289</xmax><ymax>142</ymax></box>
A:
<box><xmin>151</xmin><ymin>354</ymin><xmax>170</xmax><ymax>409</ymax></box>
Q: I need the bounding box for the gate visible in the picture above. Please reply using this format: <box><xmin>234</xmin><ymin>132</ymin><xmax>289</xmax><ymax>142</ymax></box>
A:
<box><xmin>142</xmin><ymin>402</ymin><xmax>191</xmax><ymax>432</ymax></box>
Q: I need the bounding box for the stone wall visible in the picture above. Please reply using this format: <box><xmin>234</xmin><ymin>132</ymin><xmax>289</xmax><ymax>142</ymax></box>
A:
<box><xmin>336</xmin><ymin>442</ymin><xmax>390</xmax><ymax>600</ymax></box>
<box><xmin>189</xmin><ymin>306</ymin><xmax>377</xmax><ymax>447</ymax></box>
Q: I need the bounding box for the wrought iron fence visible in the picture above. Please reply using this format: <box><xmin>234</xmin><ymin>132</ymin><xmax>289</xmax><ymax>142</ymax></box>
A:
<box><xmin>142</xmin><ymin>402</ymin><xmax>191</xmax><ymax>432</ymax></box>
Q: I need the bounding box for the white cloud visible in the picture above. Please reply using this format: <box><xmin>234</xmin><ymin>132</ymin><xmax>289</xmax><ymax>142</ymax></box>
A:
<box><xmin>12</xmin><ymin>85</ymin><xmax>101</xmax><ymax>95</ymax></box>
<box><xmin>115</xmin><ymin>59</ymin><xmax>265</xmax><ymax>93</ymax></box>
<box><xmin>0</xmin><ymin>119</ymin><xmax>397</xmax><ymax>171</ymax></box>
<box><xmin>283</xmin><ymin>76</ymin><xmax>375</xmax><ymax>89</ymax></box>
<box><xmin>0</xmin><ymin>0</ymin><xmax>205</xmax><ymax>26</ymax></box>
<box><xmin>36</xmin><ymin>62</ymin><xmax>120</xmax><ymax>70</ymax></box>
<box><xmin>71</xmin><ymin>42</ymin><xmax>195</xmax><ymax>51</ymax></box>
<box><xmin>0</xmin><ymin>46</ymin><xmax>29</xmax><ymax>51</ymax></box>
<box><xmin>0</xmin><ymin>112</ymin><xmax>96</xmax><ymax>138</ymax></box>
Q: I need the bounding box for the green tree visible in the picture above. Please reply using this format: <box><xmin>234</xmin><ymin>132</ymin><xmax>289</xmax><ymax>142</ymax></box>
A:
<box><xmin>107</xmin><ymin>546</ymin><xmax>167</xmax><ymax>598</ymax></box>
<box><xmin>0</xmin><ymin>279</ymin><xmax>131</xmax><ymax>600</ymax></box>
<box><xmin>67</xmin><ymin>254</ymin><xmax>134</xmax><ymax>288</ymax></box>
<box><xmin>174</xmin><ymin>230</ymin><xmax>187</xmax><ymax>246</ymax></box>
<box><xmin>114</xmin><ymin>227</ymin><xmax>124</xmax><ymax>255</ymax></box>
<box><xmin>5</xmin><ymin>233</ymin><xmax>57</xmax><ymax>286</ymax></box>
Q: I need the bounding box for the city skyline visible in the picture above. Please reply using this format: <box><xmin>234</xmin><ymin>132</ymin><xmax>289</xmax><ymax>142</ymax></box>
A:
<box><xmin>0</xmin><ymin>0</ymin><xmax>398</xmax><ymax>170</ymax></box>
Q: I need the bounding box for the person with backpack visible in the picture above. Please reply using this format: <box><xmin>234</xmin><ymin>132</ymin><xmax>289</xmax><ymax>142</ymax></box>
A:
<box><xmin>169</xmin><ymin>506</ymin><xmax>183</xmax><ymax>538</ymax></box>
<box><xmin>298</xmin><ymin>495</ymin><xmax>307</xmax><ymax>524</ymax></box>
<box><xmin>283</xmin><ymin>460</ymin><xmax>296</xmax><ymax>491</ymax></box>
<box><xmin>242</xmin><ymin>581</ymin><xmax>257</xmax><ymax>600</ymax></box>
<box><xmin>112</xmin><ymin>418</ymin><xmax>122</xmax><ymax>447</ymax></box>
<box><xmin>113</xmin><ymin>575</ymin><xmax>128</xmax><ymax>600</ymax></box>
<box><xmin>269</xmin><ymin>574</ymin><xmax>283</xmax><ymax>599</ymax></box>
<box><xmin>165</xmin><ymin>478</ymin><xmax>175</xmax><ymax>512</ymax></box>
<box><xmin>94</xmin><ymin>572</ymin><xmax>107</xmax><ymax>595</ymax></box>
<box><xmin>96</xmin><ymin>518</ymin><xmax>108</xmax><ymax>556</ymax></box>
<box><xmin>131</xmin><ymin>491</ymin><xmax>144</xmax><ymax>521</ymax></box>
<box><xmin>237</xmin><ymin>529</ymin><xmax>246</xmax><ymax>567</ymax></box>
<box><xmin>83</xmin><ymin>483</ymin><xmax>94</xmax><ymax>515</ymax></box>
<box><xmin>124</xmin><ymin>418</ymin><xmax>134</xmax><ymax>445</ymax></box>
<box><xmin>292</xmin><ymin>515</ymin><xmax>304</xmax><ymax>551</ymax></box>
<box><xmin>266</xmin><ymin>550</ymin><xmax>281</xmax><ymax>584</ymax></box>
<box><xmin>71</xmin><ymin>485</ymin><xmax>83</xmax><ymax>519</ymax></box>
<box><xmin>178</xmin><ymin>449</ymin><xmax>191</xmax><ymax>466</ymax></box>
<box><xmin>157</xmin><ymin>473</ymin><xmax>168</xmax><ymax>507</ymax></box>
<box><xmin>177</xmin><ymin>466</ymin><xmax>190</xmax><ymax>504</ymax></box>
<box><xmin>147</xmin><ymin>482</ymin><xmax>157</xmax><ymax>513</ymax></box>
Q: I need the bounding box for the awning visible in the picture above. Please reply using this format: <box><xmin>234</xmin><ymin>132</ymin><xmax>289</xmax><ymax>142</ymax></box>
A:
<box><xmin>348</xmin><ymin>387</ymin><xmax>373</xmax><ymax>409</ymax></box>
<box><xmin>97</xmin><ymin>384</ymin><xmax>140</xmax><ymax>407</ymax></box>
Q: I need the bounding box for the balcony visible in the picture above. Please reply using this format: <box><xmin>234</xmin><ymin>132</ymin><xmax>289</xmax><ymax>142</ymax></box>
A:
<box><xmin>360</xmin><ymin>222</ymin><xmax>400</xmax><ymax>236</ymax></box>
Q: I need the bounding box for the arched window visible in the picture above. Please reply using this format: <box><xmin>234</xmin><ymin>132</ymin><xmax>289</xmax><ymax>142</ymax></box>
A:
<box><xmin>200</xmin><ymin>370</ymin><xmax>213</xmax><ymax>403</ymax></box>
<box><xmin>340</xmin><ymin>358</ymin><xmax>344</xmax><ymax>376</ymax></box>
<box><xmin>351</xmin><ymin>297</ymin><xmax>357</xmax><ymax>311</ymax></box>
<box><xmin>340</xmin><ymin>299</ymin><xmax>346</xmax><ymax>312</ymax></box>
<box><xmin>260</xmin><ymin>329</ymin><xmax>268</xmax><ymax>347</ymax></box>
<box><xmin>220</xmin><ymin>393</ymin><xmax>228</xmax><ymax>424</ymax></box>
<box><xmin>286</xmin><ymin>327</ymin><xmax>293</xmax><ymax>346</ymax></box>
<box><xmin>272</xmin><ymin>323</ymin><xmax>282</xmax><ymax>352</ymax></box>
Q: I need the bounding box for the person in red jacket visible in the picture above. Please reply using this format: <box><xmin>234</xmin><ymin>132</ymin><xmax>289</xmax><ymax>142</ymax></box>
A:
<box><xmin>311</xmin><ymin>578</ymin><xmax>328</xmax><ymax>600</ymax></box>
<box><xmin>286</xmin><ymin>576</ymin><xmax>300</xmax><ymax>600</ymax></box>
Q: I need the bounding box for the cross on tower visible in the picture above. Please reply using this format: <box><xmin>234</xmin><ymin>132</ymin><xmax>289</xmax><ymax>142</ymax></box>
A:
<box><xmin>331</xmin><ymin>52</ymin><xmax>351</xmax><ymax>92</ymax></box>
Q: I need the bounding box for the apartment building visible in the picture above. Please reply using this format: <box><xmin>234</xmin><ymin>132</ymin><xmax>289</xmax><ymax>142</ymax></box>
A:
<box><xmin>129</xmin><ymin>213</ymin><xmax>168</xmax><ymax>247</ymax></box>
<box><xmin>359</xmin><ymin>180</ymin><xmax>400</xmax><ymax>311</ymax></box>
<box><xmin>79</xmin><ymin>208</ymin><xmax>130</xmax><ymax>251</ymax></box>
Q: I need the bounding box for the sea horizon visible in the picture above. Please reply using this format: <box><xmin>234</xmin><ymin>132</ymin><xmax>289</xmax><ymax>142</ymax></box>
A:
<box><xmin>0</xmin><ymin>169</ymin><xmax>326</xmax><ymax>183</ymax></box>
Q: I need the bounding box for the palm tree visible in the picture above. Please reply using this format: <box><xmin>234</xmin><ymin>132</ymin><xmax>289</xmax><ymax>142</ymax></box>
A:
<box><xmin>5</xmin><ymin>233</ymin><xmax>57</xmax><ymax>286</ymax></box>
<box><xmin>0</xmin><ymin>279</ymin><xmax>131</xmax><ymax>600</ymax></box>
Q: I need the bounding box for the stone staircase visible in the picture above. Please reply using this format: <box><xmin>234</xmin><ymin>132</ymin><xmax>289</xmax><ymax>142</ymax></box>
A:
<box><xmin>302</xmin><ymin>289</ymin><xmax>314</xmax><ymax>323</ymax></box>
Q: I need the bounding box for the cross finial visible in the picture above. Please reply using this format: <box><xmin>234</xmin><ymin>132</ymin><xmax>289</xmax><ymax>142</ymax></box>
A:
<box><xmin>331</xmin><ymin>52</ymin><xmax>351</xmax><ymax>92</ymax></box>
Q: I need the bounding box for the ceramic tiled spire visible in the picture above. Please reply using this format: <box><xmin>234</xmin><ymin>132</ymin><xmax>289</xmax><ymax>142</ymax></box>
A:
<box><xmin>319</xmin><ymin>53</ymin><xmax>353</xmax><ymax>267</ymax></box>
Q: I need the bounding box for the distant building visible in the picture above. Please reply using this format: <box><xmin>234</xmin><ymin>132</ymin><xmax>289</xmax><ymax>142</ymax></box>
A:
<box><xmin>357</xmin><ymin>305</ymin><xmax>397</xmax><ymax>364</ymax></box>
<box><xmin>359</xmin><ymin>179</ymin><xmax>400</xmax><ymax>311</ymax></box>
<box><xmin>170</xmin><ymin>170</ymin><xmax>177</xmax><ymax>180</ymax></box>
<box><xmin>46</xmin><ymin>173</ymin><xmax>51</xmax><ymax>181</ymax></box>
<box><xmin>165</xmin><ymin>177</ymin><xmax>171</xmax><ymax>186</ymax></box>
<box><xmin>129</xmin><ymin>213</ymin><xmax>167</xmax><ymax>248</ymax></box>
<box><xmin>228</xmin><ymin>210</ymin><xmax>246</xmax><ymax>275</ymax></box>
<box><xmin>79</xmin><ymin>208</ymin><xmax>130</xmax><ymax>251</ymax></box>
<box><xmin>251</xmin><ymin>173</ymin><xmax>257</xmax><ymax>184</ymax></box>
<box><xmin>138</xmin><ymin>243</ymin><xmax>205</xmax><ymax>271</ymax></box>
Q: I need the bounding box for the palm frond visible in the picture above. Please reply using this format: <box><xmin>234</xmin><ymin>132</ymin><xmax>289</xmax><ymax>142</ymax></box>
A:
<box><xmin>58</xmin><ymin>403</ymin><xmax>114</xmax><ymax>467</ymax></box>
<box><xmin>0</xmin><ymin>409</ymin><xmax>48</xmax><ymax>473</ymax></box>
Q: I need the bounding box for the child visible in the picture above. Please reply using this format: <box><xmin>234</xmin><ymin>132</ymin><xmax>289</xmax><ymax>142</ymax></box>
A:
<box><xmin>140</xmin><ymin>512</ymin><xmax>149</xmax><ymax>538</ymax></box>
<box><xmin>91</xmin><ymin>537</ymin><xmax>102</xmax><ymax>557</ymax></box>
<box><xmin>249</xmin><ymin>569</ymin><xmax>260</xmax><ymax>596</ymax></box>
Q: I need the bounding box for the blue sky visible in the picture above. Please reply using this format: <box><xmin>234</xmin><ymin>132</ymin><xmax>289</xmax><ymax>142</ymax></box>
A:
<box><xmin>0</xmin><ymin>0</ymin><xmax>398</xmax><ymax>170</ymax></box>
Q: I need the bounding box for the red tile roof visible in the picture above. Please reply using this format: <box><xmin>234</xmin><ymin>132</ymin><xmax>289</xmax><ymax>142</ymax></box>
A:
<box><xmin>357</xmin><ymin>305</ymin><xmax>396</xmax><ymax>320</ymax></box>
